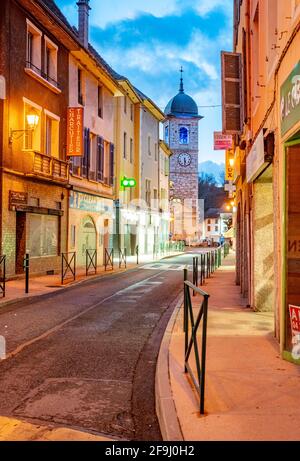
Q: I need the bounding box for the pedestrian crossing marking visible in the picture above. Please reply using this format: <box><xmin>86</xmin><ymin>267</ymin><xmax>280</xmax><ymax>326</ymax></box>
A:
<box><xmin>141</xmin><ymin>264</ymin><xmax>193</xmax><ymax>271</ymax></box>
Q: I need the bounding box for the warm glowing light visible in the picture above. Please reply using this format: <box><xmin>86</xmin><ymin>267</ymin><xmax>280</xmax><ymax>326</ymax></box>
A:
<box><xmin>231</xmin><ymin>201</ymin><xmax>235</xmax><ymax>206</ymax></box>
<box><xmin>26</xmin><ymin>112</ymin><xmax>39</xmax><ymax>130</ymax></box>
<box><xmin>229</xmin><ymin>158</ymin><xmax>234</xmax><ymax>167</ymax></box>
<box><xmin>226</xmin><ymin>205</ymin><xmax>231</xmax><ymax>211</ymax></box>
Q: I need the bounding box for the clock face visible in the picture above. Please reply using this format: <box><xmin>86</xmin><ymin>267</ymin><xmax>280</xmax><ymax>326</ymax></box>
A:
<box><xmin>178</xmin><ymin>153</ymin><xmax>192</xmax><ymax>167</ymax></box>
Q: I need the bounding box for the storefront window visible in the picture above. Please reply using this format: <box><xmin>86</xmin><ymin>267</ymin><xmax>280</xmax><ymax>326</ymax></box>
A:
<box><xmin>27</xmin><ymin>213</ymin><xmax>59</xmax><ymax>257</ymax></box>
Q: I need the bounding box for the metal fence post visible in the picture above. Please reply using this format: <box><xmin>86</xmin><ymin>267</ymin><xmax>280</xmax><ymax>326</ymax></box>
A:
<box><xmin>183</xmin><ymin>267</ymin><xmax>188</xmax><ymax>372</ymax></box>
<box><xmin>200</xmin><ymin>295</ymin><xmax>209</xmax><ymax>415</ymax></box>
<box><xmin>0</xmin><ymin>256</ymin><xmax>6</xmax><ymax>298</ymax></box>
<box><xmin>24</xmin><ymin>253</ymin><xmax>29</xmax><ymax>294</ymax></box>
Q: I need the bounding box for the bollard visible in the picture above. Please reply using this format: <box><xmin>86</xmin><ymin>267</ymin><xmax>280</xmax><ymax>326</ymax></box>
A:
<box><xmin>24</xmin><ymin>253</ymin><xmax>29</xmax><ymax>294</ymax></box>
<box><xmin>136</xmin><ymin>245</ymin><xmax>139</xmax><ymax>265</ymax></box>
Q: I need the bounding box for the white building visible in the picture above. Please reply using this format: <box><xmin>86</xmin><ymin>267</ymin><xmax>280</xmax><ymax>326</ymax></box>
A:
<box><xmin>204</xmin><ymin>208</ymin><xmax>233</xmax><ymax>244</ymax></box>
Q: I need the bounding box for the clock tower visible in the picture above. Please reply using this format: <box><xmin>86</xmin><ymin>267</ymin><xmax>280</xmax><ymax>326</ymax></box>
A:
<box><xmin>164</xmin><ymin>69</ymin><xmax>203</xmax><ymax>241</ymax></box>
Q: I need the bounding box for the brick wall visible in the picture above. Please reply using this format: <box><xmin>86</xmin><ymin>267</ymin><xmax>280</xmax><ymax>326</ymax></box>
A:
<box><xmin>2</xmin><ymin>172</ymin><xmax>68</xmax><ymax>276</ymax></box>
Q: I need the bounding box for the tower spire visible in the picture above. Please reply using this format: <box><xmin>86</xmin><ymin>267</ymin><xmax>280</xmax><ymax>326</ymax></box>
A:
<box><xmin>179</xmin><ymin>66</ymin><xmax>184</xmax><ymax>93</ymax></box>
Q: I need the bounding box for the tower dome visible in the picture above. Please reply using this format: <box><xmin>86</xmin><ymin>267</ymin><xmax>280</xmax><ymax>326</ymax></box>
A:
<box><xmin>164</xmin><ymin>68</ymin><xmax>202</xmax><ymax>119</ymax></box>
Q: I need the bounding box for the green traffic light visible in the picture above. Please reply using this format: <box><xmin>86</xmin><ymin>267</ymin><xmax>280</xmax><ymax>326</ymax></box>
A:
<box><xmin>121</xmin><ymin>177</ymin><xmax>136</xmax><ymax>188</ymax></box>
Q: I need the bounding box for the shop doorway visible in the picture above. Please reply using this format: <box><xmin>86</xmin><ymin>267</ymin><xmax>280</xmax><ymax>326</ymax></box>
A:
<box><xmin>77</xmin><ymin>217</ymin><xmax>97</xmax><ymax>267</ymax></box>
<box><xmin>15</xmin><ymin>212</ymin><xmax>26</xmax><ymax>274</ymax></box>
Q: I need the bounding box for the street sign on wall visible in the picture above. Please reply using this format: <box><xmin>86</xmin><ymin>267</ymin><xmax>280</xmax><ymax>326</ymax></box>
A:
<box><xmin>214</xmin><ymin>132</ymin><xmax>233</xmax><ymax>150</ymax></box>
<box><xmin>281</xmin><ymin>61</ymin><xmax>300</xmax><ymax>136</ymax></box>
<box><xmin>67</xmin><ymin>107</ymin><xmax>84</xmax><ymax>157</ymax></box>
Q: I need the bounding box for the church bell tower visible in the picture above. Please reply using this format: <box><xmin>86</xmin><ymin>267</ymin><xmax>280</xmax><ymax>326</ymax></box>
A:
<box><xmin>164</xmin><ymin>69</ymin><xmax>203</xmax><ymax>242</ymax></box>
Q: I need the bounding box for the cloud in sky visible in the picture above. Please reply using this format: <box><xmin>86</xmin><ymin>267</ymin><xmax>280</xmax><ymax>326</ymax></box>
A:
<box><xmin>56</xmin><ymin>0</ymin><xmax>233</xmax><ymax>165</ymax></box>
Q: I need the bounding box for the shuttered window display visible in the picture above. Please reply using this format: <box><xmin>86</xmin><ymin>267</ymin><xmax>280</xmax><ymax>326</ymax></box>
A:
<box><xmin>221</xmin><ymin>51</ymin><xmax>243</xmax><ymax>134</ymax></box>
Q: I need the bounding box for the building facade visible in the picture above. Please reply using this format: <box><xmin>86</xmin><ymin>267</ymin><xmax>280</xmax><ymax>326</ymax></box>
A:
<box><xmin>67</xmin><ymin>1</ymin><xmax>121</xmax><ymax>267</ymax></box>
<box><xmin>0</xmin><ymin>0</ymin><xmax>172</xmax><ymax>277</ymax></box>
<box><xmin>204</xmin><ymin>207</ymin><xmax>232</xmax><ymax>244</ymax></box>
<box><xmin>113</xmin><ymin>80</ymin><xmax>141</xmax><ymax>256</ymax></box>
<box><xmin>138</xmin><ymin>91</ymin><xmax>166</xmax><ymax>256</ymax></box>
<box><xmin>0</xmin><ymin>0</ymin><xmax>78</xmax><ymax>276</ymax></box>
<box><xmin>223</xmin><ymin>0</ymin><xmax>300</xmax><ymax>364</ymax></box>
<box><xmin>159</xmin><ymin>140</ymin><xmax>171</xmax><ymax>248</ymax></box>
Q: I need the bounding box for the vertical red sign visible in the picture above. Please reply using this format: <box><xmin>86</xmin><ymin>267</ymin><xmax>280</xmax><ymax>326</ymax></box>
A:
<box><xmin>67</xmin><ymin>107</ymin><xmax>84</xmax><ymax>157</ymax></box>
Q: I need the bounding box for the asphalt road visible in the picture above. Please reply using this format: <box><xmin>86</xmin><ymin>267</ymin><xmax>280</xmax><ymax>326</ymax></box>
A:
<box><xmin>0</xmin><ymin>251</ymin><xmax>199</xmax><ymax>441</ymax></box>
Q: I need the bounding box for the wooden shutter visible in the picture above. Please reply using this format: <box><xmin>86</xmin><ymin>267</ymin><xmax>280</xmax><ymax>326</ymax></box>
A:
<box><xmin>82</xmin><ymin>128</ymin><xmax>90</xmax><ymax>177</ymax></box>
<box><xmin>242</xmin><ymin>28</ymin><xmax>248</xmax><ymax>124</ymax></box>
<box><xmin>96</xmin><ymin>136</ymin><xmax>104</xmax><ymax>182</ymax></box>
<box><xmin>109</xmin><ymin>143</ymin><xmax>114</xmax><ymax>186</ymax></box>
<box><xmin>221</xmin><ymin>51</ymin><xmax>243</xmax><ymax>134</ymax></box>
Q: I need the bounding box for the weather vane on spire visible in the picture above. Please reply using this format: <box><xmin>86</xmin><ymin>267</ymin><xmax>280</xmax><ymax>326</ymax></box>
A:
<box><xmin>179</xmin><ymin>66</ymin><xmax>184</xmax><ymax>93</ymax></box>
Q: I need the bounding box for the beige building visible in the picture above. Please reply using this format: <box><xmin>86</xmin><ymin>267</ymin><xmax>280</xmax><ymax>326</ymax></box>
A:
<box><xmin>137</xmin><ymin>89</ymin><xmax>166</xmax><ymax>255</ymax></box>
<box><xmin>67</xmin><ymin>1</ymin><xmax>122</xmax><ymax>268</ymax></box>
<box><xmin>222</xmin><ymin>0</ymin><xmax>300</xmax><ymax>364</ymax></box>
<box><xmin>159</xmin><ymin>140</ymin><xmax>172</xmax><ymax>247</ymax></box>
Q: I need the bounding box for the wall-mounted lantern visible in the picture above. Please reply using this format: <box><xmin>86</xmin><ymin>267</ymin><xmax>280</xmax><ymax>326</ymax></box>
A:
<box><xmin>9</xmin><ymin>110</ymin><xmax>40</xmax><ymax>144</ymax></box>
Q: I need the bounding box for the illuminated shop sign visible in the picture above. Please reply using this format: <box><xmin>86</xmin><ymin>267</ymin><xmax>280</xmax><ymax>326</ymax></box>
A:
<box><xmin>67</xmin><ymin>107</ymin><xmax>84</xmax><ymax>156</ymax></box>
<box><xmin>280</xmin><ymin>61</ymin><xmax>300</xmax><ymax>136</ymax></box>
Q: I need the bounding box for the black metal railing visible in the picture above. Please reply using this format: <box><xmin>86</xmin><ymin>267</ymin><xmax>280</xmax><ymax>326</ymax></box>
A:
<box><xmin>105</xmin><ymin>248</ymin><xmax>114</xmax><ymax>271</ymax></box>
<box><xmin>119</xmin><ymin>248</ymin><xmax>127</xmax><ymax>269</ymax></box>
<box><xmin>190</xmin><ymin>243</ymin><xmax>230</xmax><ymax>290</ymax></box>
<box><xmin>61</xmin><ymin>252</ymin><xmax>76</xmax><ymax>284</ymax></box>
<box><xmin>26</xmin><ymin>61</ymin><xmax>60</xmax><ymax>89</ymax></box>
<box><xmin>183</xmin><ymin>267</ymin><xmax>209</xmax><ymax>415</ymax></box>
<box><xmin>0</xmin><ymin>255</ymin><xmax>6</xmax><ymax>298</ymax></box>
<box><xmin>193</xmin><ymin>256</ymin><xmax>199</xmax><ymax>296</ymax></box>
<box><xmin>86</xmin><ymin>249</ymin><xmax>97</xmax><ymax>276</ymax></box>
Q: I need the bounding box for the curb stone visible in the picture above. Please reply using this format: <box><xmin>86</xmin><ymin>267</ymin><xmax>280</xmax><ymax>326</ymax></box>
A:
<box><xmin>155</xmin><ymin>295</ymin><xmax>184</xmax><ymax>441</ymax></box>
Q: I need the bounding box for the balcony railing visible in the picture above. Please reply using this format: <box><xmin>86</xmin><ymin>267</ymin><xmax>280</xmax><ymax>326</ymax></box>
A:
<box><xmin>32</xmin><ymin>152</ymin><xmax>68</xmax><ymax>182</ymax></box>
<box><xmin>25</xmin><ymin>61</ymin><xmax>60</xmax><ymax>89</ymax></box>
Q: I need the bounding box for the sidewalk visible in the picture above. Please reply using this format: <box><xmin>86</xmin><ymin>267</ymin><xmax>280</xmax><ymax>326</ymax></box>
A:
<box><xmin>0</xmin><ymin>252</ymin><xmax>181</xmax><ymax>309</ymax></box>
<box><xmin>157</xmin><ymin>251</ymin><xmax>300</xmax><ymax>441</ymax></box>
<box><xmin>0</xmin><ymin>416</ymin><xmax>114</xmax><ymax>441</ymax></box>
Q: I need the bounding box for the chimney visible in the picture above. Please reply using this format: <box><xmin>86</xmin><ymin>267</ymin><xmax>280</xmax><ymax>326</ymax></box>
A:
<box><xmin>77</xmin><ymin>0</ymin><xmax>90</xmax><ymax>48</ymax></box>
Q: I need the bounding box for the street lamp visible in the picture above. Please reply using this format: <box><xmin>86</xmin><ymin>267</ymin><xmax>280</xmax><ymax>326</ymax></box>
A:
<box><xmin>9</xmin><ymin>110</ymin><xmax>40</xmax><ymax>144</ymax></box>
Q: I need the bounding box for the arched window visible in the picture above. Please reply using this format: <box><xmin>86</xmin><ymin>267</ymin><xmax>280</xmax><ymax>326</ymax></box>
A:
<box><xmin>179</xmin><ymin>126</ymin><xmax>189</xmax><ymax>144</ymax></box>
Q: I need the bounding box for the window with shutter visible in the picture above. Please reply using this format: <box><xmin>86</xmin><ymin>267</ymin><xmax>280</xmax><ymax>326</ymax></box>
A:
<box><xmin>242</xmin><ymin>28</ymin><xmax>248</xmax><ymax>123</ymax></box>
<box><xmin>221</xmin><ymin>51</ymin><xmax>243</xmax><ymax>134</ymax></box>
<box><xmin>97</xmin><ymin>136</ymin><xmax>104</xmax><ymax>182</ymax></box>
<box><xmin>82</xmin><ymin>128</ymin><xmax>90</xmax><ymax>178</ymax></box>
<box><xmin>109</xmin><ymin>143</ymin><xmax>114</xmax><ymax>186</ymax></box>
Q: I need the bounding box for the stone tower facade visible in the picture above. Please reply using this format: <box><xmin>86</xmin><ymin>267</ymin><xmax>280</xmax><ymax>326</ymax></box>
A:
<box><xmin>164</xmin><ymin>71</ymin><xmax>203</xmax><ymax>241</ymax></box>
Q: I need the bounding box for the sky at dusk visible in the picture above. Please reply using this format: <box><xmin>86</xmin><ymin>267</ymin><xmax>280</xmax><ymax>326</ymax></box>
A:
<box><xmin>56</xmin><ymin>0</ymin><xmax>233</xmax><ymax>165</ymax></box>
